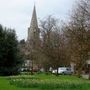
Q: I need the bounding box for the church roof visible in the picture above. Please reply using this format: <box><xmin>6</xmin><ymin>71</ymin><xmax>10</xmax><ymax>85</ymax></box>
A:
<box><xmin>30</xmin><ymin>5</ymin><xmax>38</xmax><ymax>29</ymax></box>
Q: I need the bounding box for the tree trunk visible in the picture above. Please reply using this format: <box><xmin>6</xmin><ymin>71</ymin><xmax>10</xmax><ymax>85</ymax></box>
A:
<box><xmin>31</xmin><ymin>60</ymin><xmax>34</xmax><ymax>75</ymax></box>
<box><xmin>56</xmin><ymin>68</ymin><xmax>59</xmax><ymax>76</ymax></box>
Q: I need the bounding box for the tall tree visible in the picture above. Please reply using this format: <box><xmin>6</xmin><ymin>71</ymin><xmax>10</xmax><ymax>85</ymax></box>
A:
<box><xmin>0</xmin><ymin>25</ymin><xmax>23</xmax><ymax>76</ymax></box>
<box><xmin>63</xmin><ymin>0</ymin><xmax>90</xmax><ymax>76</ymax></box>
<box><xmin>40</xmin><ymin>16</ymin><xmax>69</xmax><ymax>74</ymax></box>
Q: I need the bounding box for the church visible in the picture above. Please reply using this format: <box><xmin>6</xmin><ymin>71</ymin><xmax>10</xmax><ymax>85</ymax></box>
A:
<box><xmin>22</xmin><ymin>5</ymin><xmax>40</xmax><ymax>72</ymax></box>
<box><xmin>27</xmin><ymin>5</ymin><xmax>40</xmax><ymax>45</ymax></box>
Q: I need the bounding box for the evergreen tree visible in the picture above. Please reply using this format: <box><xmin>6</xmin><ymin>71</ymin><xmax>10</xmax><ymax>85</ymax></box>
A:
<box><xmin>0</xmin><ymin>25</ymin><xmax>23</xmax><ymax>76</ymax></box>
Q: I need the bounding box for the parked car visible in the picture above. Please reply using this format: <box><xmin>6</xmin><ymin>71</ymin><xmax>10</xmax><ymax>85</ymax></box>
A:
<box><xmin>52</xmin><ymin>67</ymin><xmax>73</xmax><ymax>75</ymax></box>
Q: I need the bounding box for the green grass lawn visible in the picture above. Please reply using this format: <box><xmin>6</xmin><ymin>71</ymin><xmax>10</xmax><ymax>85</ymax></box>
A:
<box><xmin>0</xmin><ymin>73</ymin><xmax>90</xmax><ymax>90</ymax></box>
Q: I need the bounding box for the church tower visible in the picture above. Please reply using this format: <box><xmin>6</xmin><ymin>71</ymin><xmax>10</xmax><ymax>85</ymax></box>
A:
<box><xmin>25</xmin><ymin>5</ymin><xmax>40</xmax><ymax>72</ymax></box>
<box><xmin>27</xmin><ymin>5</ymin><xmax>40</xmax><ymax>48</ymax></box>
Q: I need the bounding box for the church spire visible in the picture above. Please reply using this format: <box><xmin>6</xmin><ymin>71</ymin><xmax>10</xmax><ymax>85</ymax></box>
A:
<box><xmin>30</xmin><ymin>5</ymin><xmax>38</xmax><ymax>30</ymax></box>
<box><xmin>27</xmin><ymin>5</ymin><xmax>39</xmax><ymax>41</ymax></box>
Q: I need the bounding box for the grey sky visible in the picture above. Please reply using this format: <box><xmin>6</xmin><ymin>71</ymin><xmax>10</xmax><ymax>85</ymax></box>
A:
<box><xmin>0</xmin><ymin>0</ymin><xmax>76</xmax><ymax>40</ymax></box>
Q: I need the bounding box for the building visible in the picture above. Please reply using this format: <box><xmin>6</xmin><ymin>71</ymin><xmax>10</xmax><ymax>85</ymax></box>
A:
<box><xmin>27</xmin><ymin>5</ymin><xmax>40</xmax><ymax>49</ymax></box>
<box><xmin>23</xmin><ymin>5</ymin><xmax>40</xmax><ymax>71</ymax></box>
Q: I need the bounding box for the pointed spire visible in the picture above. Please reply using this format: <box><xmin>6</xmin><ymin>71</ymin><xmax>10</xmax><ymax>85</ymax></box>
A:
<box><xmin>27</xmin><ymin>5</ymin><xmax>39</xmax><ymax>41</ymax></box>
<box><xmin>30</xmin><ymin>5</ymin><xmax>38</xmax><ymax>29</ymax></box>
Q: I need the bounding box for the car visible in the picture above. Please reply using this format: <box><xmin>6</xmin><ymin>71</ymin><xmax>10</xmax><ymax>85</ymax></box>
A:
<box><xmin>52</xmin><ymin>67</ymin><xmax>73</xmax><ymax>75</ymax></box>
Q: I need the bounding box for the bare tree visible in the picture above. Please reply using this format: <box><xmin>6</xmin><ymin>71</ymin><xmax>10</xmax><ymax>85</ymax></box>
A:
<box><xmin>63</xmin><ymin>0</ymin><xmax>90</xmax><ymax>77</ymax></box>
<box><xmin>40</xmin><ymin>16</ymin><xmax>69</xmax><ymax>75</ymax></box>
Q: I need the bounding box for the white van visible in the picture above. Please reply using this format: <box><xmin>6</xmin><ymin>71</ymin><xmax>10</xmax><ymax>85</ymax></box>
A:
<box><xmin>52</xmin><ymin>67</ymin><xmax>73</xmax><ymax>75</ymax></box>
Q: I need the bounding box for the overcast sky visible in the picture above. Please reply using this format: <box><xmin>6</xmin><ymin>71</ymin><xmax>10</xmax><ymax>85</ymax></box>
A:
<box><xmin>0</xmin><ymin>0</ymin><xmax>76</xmax><ymax>40</ymax></box>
